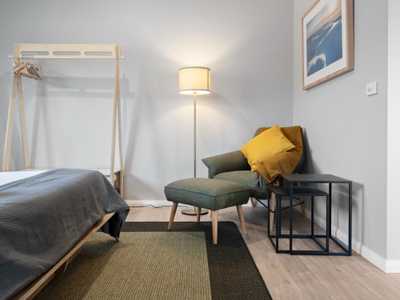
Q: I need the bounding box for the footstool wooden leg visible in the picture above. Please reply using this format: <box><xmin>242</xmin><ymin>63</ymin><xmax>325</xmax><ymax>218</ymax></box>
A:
<box><xmin>168</xmin><ymin>202</ymin><xmax>178</xmax><ymax>230</ymax></box>
<box><xmin>236</xmin><ymin>205</ymin><xmax>247</xmax><ymax>233</ymax></box>
<box><xmin>211</xmin><ymin>210</ymin><xmax>218</xmax><ymax>245</ymax></box>
<box><xmin>196</xmin><ymin>207</ymin><xmax>201</xmax><ymax>222</ymax></box>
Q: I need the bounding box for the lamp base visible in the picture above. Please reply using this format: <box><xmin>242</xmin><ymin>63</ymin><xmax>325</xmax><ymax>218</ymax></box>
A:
<box><xmin>181</xmin><ymin>207</ymin><xmax>209</xmax><ymax>216</ymax></box>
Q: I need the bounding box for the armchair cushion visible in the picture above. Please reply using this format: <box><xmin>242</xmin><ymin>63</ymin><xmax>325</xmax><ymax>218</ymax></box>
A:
<box><xmin>215</xmin><ymin>170</ymin><xmax>269</xmax><ymax>199</ymax></box>
<box><xmin>202</xmin><ymin>151</ymin><xmax>250</xmax><ymax>178</ymax></box>
<box><xmin>164</xmin><ymin>178</ymin><xmax>250</xmax><ymax>210</ymax></box>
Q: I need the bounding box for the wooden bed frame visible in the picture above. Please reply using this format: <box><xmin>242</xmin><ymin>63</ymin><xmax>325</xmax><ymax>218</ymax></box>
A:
<box><xmin>15</xmin><ymin>212</ymin><xmax>117</xmax><ymax>300</ymax></box>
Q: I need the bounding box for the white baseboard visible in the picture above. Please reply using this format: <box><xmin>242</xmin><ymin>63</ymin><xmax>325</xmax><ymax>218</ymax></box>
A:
<box><xmin>305</xmin><ymin>209</ymin><xmax>400</xmax><ymax>273</ymax></box>
<box><xmin>360</xmin><ymin>248</ymin><xmax>400</xmax><ymax>273</ymax></box>
<box><xmin>385</xmin><ymin>259</ymin><xmax>400</xmax><ymax>273</ymax></box>
<box><xmin>125</xmin><ymin>200</ymin><xmax>171</xmax><ymax>207</ymax></box>
<box><xmin>301</xmin><ymin>208</ymin><xmax>398</xmax><ymax>272</ymax></box>
<box><xmin>359</xmin><ymin>245</ymin><xmax>387</xmax><ymax>272</ymax></box>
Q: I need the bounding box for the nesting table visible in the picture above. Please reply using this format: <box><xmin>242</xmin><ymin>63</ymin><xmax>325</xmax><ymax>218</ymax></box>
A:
<box><xmin>267</xmin><ymin>174</ymin><xmax>352</xmax><ymax>256</ymax></box>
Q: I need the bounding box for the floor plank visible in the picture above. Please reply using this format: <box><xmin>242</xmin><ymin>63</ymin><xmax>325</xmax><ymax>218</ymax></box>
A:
<box><xmin>127</xmin><ymin>206</ymin><xmax>400</xmax><ymax>300</ymax></box>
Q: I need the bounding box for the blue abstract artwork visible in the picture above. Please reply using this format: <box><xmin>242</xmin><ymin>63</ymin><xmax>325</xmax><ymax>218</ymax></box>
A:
<box><xmin>303</xmin><ymin>0</ymin><xmax>353</xmax><ymax>89</ymax></box>
<box><xmin>307</xmin><ymin>16</ymin><xmax>343</xmax><ymax>76</ymax></box>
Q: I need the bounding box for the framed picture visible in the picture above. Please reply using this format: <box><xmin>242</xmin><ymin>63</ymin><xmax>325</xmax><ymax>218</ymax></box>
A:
<box><xmin>302</xmin><ymin>0</ymin><xmax>354</xmax><ymax>90</ymax></box>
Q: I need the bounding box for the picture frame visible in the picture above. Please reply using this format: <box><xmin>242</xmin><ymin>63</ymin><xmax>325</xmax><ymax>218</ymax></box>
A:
<box><xmin>302</xmin><ymin>0</ymin><xmax>354</xmax><ymax>90</ymax></box>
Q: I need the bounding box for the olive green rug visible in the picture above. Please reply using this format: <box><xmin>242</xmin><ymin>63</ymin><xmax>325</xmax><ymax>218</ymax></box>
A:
<box><xmin>37</xmin><ymin>222</ymin><xmax>271</xmax><ymax>300</ymax></box>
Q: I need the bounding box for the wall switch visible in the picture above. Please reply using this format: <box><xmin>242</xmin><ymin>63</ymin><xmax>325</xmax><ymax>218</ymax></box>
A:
<box><xmin>366</xmin><ymin>81</ymin><xmax>378</xmax><ymax>96</ymax></box>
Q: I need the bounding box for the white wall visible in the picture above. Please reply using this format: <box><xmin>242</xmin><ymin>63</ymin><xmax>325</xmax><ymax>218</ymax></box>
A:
<box><xmin>387</xmin><ymin>0</ymin><xmax>400</xmax><ymax>266</ymax></box>
<box><xmin>293</xmin><ymin>0</ymin><xmax>389</xmax><ymax>262</ymax></box>
<box><xmin>0</xmin><ymin>0</ymin><xmax>294</xmax><ymax>200</ymax></box>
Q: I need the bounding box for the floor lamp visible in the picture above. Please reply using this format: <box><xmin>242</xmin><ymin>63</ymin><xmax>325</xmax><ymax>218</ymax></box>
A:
<box><xmin>178</xmin><ymin>66</ymin><xmax>211</xmax><ymax>216</ymax></box>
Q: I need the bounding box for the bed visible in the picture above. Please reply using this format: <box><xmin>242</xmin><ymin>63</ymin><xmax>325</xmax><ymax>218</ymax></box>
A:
<box><xmin>0</xmin><ymin>169</ymin><xmax>129</xmax><ymax>300</ymax></box>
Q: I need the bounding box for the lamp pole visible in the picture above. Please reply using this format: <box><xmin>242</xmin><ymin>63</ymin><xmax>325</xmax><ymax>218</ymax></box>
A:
<box><xmin>193</xmin><ymin>94</ymin><xmax>197</xmax><ymax>178</ymax></box>
<box><xmin>181</xmin><ymin>93</ymin><xmax>208</xmax><ymax>216</ymax></box>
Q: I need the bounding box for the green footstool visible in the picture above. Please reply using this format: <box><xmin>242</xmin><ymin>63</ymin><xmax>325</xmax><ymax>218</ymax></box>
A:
<box><xmin>164</xmin><ymin>178</ymin><xmax>250</xmax><ymax>244</ymax></box>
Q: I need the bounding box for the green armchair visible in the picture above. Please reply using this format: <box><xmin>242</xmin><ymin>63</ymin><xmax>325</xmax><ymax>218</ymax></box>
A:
<box><xmin>202</xmin><ymin>126</ymin><xmax>306</xmax><ymax>228</ymax></box>
<box><xmin>202</xmin><ymin>150</ymin><xmax>269</xmax><ymax>199</ymax></box>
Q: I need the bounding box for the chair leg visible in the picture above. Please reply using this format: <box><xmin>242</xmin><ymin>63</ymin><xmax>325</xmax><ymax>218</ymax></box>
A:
<box><xmin>269</xmin><ymin>193</ymin><xmax>277</xmax><ymax>232</ymax></box>
<box><xmin>250</xmin><ymin>197</ymin><xmax>257</xmax><ymax>208</ymax></box>
<box><xmin>236</xmin><ymin>205</ymin><xmax>247</xmax><ymax>233</ymax></box>
<box><xmin>196</xmin><ymin>207</ymin><xmax>201</xmax><ymax>222</ymax></box>
<box><xmin>211</xmin><ymin>210</ymin><xmax>218</xmax><ymax>245</ymax></box>
<box><xmin>168</xmin><ymin>202</ymin><xmax>178</xmax><ymax>230</ymax></box>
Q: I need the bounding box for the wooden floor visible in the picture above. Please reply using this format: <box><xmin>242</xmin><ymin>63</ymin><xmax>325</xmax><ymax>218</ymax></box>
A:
<box><xmin>127</xmin><ymin>205</ymin><xmax>400</xmax><ymax>300</ymax></box>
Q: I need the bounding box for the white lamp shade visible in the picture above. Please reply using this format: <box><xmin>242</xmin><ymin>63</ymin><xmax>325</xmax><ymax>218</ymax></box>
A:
<box><xmin>178</xmin><ymin>67</ymin><xmax>211</xmax><ymax>95</ymax></box>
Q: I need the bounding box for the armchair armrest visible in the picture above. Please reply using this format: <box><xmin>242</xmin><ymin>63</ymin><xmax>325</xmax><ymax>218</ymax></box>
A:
<box><xmin>202</xmin><ymin>151</ymin><xmax>250</xmax><ymax>178</ymax></box>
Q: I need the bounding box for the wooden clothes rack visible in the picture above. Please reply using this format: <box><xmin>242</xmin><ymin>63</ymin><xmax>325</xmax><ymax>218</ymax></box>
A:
<box><xmin>2</xmin><ymin>43</ymin><xmax>124</xmax><ymax>196</ymax></box>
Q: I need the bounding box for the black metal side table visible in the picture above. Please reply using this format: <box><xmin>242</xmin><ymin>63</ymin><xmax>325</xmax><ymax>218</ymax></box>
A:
<box><xmin>283</xmin><ymin>174</ymin><xmax>352</xmax><ymax>256</ymax></box>
<box><xmin>267</xmin><ymin>185</ymin><xmax>330</xmax><ymax>255</ymax></box>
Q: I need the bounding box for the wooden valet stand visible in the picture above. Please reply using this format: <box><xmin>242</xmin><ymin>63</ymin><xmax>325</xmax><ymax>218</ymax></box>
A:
<box><xmin>2</xmin><ymin>44</ymin><xmax>125</xmax><ymax>197</ymax></box>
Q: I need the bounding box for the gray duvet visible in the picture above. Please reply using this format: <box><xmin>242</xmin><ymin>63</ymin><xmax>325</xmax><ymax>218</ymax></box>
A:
<box><xmin>0</xmin><ymin>169</ymin><xmax>129</xmax><ymax>300</ymax></box>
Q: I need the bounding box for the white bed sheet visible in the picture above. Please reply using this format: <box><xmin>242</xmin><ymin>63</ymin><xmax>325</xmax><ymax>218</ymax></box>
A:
<box><xmin>0</xmin><ymin>168</ymin><xmax>117</xmax><ymax>188</ymax></box>
<box><xmin>0</xmin><ymin>170</ymin><xmax>48</xmax><ymax>187</ymax></box>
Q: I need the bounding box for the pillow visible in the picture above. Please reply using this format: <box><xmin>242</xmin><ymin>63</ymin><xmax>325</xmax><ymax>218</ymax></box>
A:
<box><xmin>241</xmin><ymin>125</ymin><xmax>295</xmax><ymax>182</ymax></box>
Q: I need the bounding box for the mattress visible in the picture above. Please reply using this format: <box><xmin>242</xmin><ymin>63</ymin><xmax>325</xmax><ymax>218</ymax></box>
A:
<box><xmin>0</xmin><ymin>170</ymin><xmax>48</xmax><ymax>187</ymax></box>
<box><xmin>0</xmin><ymin>168</ymin><xmax>120</xmax><ymax>187</ymax></box>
